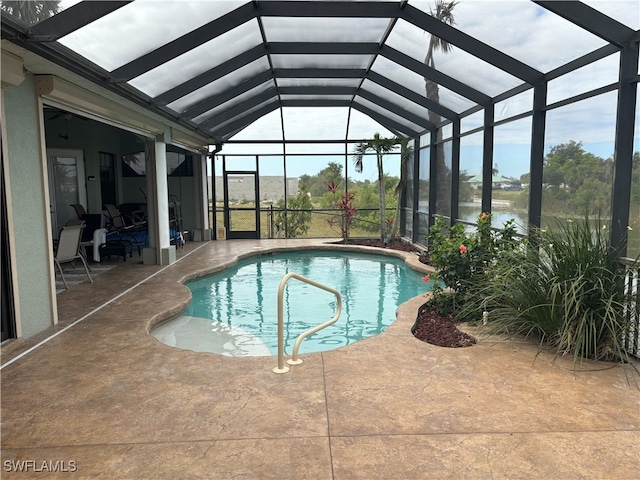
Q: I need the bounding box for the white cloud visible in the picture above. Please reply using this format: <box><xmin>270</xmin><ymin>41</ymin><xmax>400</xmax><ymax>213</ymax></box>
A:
<box><xmin>451</xmin><ymin>0</ymin><xmax>607</xmax><ymax>71</ymax></box>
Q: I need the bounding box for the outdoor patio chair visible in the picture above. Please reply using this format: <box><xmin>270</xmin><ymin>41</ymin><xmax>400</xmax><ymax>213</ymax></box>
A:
<box><xmin>103</xmin><ymin>204</ymin><xmax>147</xmax><ymax>255</ymax></box>
<box><xmin>65</xmin><ymin>217</ymin><xmax>102</xmax><ymax>269</ymax></box>
<box><xmin>54</xmin><ymin>223</ymin><xmax>93</xmax><ymax>290</ymax></box>
<box><xmin>103</xmin><ymin>203</ymin><xmax>146</xmax><ymax>233</ymax></box>
<box><xmin>71</xmin><ymin>203</ymin><xmax>87</xmax><ymax>219</ymax></box>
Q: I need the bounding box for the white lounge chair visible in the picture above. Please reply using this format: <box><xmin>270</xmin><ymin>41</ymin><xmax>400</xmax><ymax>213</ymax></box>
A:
<box><xmin>54</xmin><ymin>223</ymin><xmax>93</xmax><ymax>290</ymax></box>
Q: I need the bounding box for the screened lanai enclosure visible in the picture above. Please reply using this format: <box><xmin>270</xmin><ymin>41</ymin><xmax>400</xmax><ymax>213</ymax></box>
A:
<box><xmin>2</xmin><ymin>0</ymin><xmax>639</xmax><ymax>253</ymax></box>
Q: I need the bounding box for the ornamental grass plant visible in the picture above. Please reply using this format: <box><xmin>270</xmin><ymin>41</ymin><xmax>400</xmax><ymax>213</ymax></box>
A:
<box><xmin>467</xmin><ymin>216</ymin><xmax>639</xmax><ymax>374</ymax></box>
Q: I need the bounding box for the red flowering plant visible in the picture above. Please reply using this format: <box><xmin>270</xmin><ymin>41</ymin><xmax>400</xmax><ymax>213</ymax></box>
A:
<box><xmin>326</xmin><ymin>182</ymin><xmax>357</xmax><ymax>242</ymax></box>
<box><xmin>426</xmin><ymin>212</ymin><xmax>519</xmax><ymax>318</ymax></box>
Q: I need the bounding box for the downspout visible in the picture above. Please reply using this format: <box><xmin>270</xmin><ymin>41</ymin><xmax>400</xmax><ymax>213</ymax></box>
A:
<box><xmin>209</xmin><ymin>143</ymin><xmax>222</xmax><ymax>239</ymax></box>
<box><xmin>207</xmin><ymin>143</ymin><xmax>222</xmax><ymax>240</ymax></box>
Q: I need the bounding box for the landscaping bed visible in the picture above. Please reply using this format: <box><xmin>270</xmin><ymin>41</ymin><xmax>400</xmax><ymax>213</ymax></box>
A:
<box><xmin>338</xmin><ymin>238</ymin><xmax>475</xmax><ymax>348</ymax></box>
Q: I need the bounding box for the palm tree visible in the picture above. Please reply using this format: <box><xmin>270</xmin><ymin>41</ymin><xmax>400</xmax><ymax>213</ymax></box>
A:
<box><xmin>389</xmin><ymin>137</ymin><xmax>415</xmax><ymax>242</ymax></box>
<box><xmin>1</xmin><ymin>1</ymin><xmax>60</xmax><ymax>25</ymax></box>
<box><xmin>353</xmin><ymin>133</ymin><xmax>399</xmax><ymax>243</ymax></box>
<box><xmin>424</xmin><ymin>0</ymin><xmax>458</xmax><ymax>217</ymax></box>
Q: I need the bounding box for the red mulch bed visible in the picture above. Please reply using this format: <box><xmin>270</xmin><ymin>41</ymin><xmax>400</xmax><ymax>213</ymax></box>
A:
<box><xmin>412</xmin><ymin>304</ymin><xmax>476</xmax><ymax>348</ymax></box>
<box><xmin>337</xmin><ymin>238</ymin><xmax>475</xmax><ymax>348</ymax></box>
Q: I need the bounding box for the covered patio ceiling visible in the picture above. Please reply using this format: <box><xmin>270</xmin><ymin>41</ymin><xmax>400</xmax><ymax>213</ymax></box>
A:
<box><xmin>1</xmin><ymin>0</ymin><xmax>639</xmax><ymax>145</ymax></box>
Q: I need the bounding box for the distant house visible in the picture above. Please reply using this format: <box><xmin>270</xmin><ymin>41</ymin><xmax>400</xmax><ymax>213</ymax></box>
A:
<box><xmin>468</xmin><ymin>173</ymin><xmax>512</xmax><ymax>190</ymax></box>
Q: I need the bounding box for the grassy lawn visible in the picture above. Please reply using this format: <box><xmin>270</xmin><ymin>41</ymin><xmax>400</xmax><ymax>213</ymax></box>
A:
<box><xmin>210</xmin><ymin>207</ymin><xmax>382</xmax><ymax>239</ymax></box>
<box><xmin>491</xmin><ymin>189</ymin><xmax>526</xmax><ymax>201</ymax></box>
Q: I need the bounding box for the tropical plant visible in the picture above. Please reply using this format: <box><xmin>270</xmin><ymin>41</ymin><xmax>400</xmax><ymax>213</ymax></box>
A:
<box><xmin>352</xmin><ymin>133</ymin><xmax>399</xmax><ymax>243</ymax></box>
<box><xmin>1</xmin><ymin>1</ymin><xmax>60</xmax><ymax>24</ymax></box>
<box><xmin>424</xmin><ymin>0</ymin><xmax>457</xmax><ymax>216</ymax></box>
<box><xmin>427</xmin><ymin>212</ymin><xmax>520</xmax><ymax>318</ymax></box>
<box><xmin>470</xmin><ymin>216</ymin><xmax>639</xmax><ymax>371</ymax></box>
<box><xmin>274</xmin><ymin>187</ymin><xmax>312</xmax><ymax>238</ymax></box>
<box><xmin>326</xmin><ymin>181</ymin><xmax>357</xmax><ymax>242</ymax></box>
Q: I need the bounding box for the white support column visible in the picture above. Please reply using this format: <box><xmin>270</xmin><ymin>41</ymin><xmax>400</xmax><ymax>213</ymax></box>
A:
<box><xmin>143</xmin><ymin>127</ymin><xmax>175</xmax><ymax>265</ymax></box>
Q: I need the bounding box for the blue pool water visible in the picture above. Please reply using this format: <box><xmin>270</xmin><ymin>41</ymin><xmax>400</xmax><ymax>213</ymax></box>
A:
<box><xmin>151</xmin><ymin>251</ymin><xmax>433</xmax><ymax>356</ymax></box>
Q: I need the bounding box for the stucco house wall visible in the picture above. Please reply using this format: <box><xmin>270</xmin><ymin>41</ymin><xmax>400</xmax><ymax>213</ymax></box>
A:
<box><xmin>1</xmin><ymin>49</ymin><xmax>210</xmax><ymax>340</ymax></box>
<box><xmin>2</xmin><ymin>73</ymin><xmax>57</xmax><ymax>338</ymax></box>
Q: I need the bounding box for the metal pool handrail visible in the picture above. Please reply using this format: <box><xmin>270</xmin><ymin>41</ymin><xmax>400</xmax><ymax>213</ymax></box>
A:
<box><xmin>273</xmin><ymin>272</ymin><xmax>342</xmax><ymax>374</ymax></box>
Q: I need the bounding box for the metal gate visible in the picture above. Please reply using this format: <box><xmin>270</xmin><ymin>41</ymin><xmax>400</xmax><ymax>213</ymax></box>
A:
<box><xmin>223</xmin><ymin>171</ymin><xmax>260</xmax><ymax>239</ymax></box>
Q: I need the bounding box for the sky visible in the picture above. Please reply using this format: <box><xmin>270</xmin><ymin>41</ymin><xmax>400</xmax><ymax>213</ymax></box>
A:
<box><xmin>212</xmin><ymin>0</ymin><xmax>639</xmax><ymax>180</ymax></box>
<box><xmin>56</xmin><ymin>0</ymin><xmax>640</xmax><ymax>182</ymax></box>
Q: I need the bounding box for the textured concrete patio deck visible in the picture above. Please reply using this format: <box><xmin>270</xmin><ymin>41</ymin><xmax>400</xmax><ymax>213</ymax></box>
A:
<box><xmin>1</xmin><ymin>239</ymin><xmax>639</xmax><ymax>479</ymax></box>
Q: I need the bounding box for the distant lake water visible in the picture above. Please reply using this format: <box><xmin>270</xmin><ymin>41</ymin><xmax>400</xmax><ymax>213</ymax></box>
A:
<box><xmin>459</xmin><ymin>204</ymin><xmax>526</xmax><ymax>232</ymax></box>
<box><xmin>458</xmin><ymin>204</ymin><xmax>640</xmax><ymax>258</ymax></box>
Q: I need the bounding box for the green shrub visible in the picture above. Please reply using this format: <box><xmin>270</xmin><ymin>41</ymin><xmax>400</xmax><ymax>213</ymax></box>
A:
<box><xmin>274</xmin><ymin>187</ymin><xmax>312</xmax><ymax>238</ymax></box>
<box><xmin>426</xmin><ymin>213</ymin><xmax>519</xmax><ymax>319</ymax></box>
<box><xmin>470</xmin><ymin>216</ymin><xmax>639</xmax><ymax>371</ymax></box>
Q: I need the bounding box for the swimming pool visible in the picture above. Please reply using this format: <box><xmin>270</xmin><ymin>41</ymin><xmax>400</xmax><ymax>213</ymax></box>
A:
<box><xmin>151</xmin><ymin>250</ymin><xmax>433</xmax><ymax>356</ymax></box>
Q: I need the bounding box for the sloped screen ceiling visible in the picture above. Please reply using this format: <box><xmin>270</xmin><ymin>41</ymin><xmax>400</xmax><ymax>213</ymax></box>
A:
<box><xmin>2</xmin><ymin>0</ymin><xmax>637</xmax><ymax>145</ymax></box>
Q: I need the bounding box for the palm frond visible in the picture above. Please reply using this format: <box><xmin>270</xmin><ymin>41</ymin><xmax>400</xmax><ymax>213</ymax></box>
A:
<box><xmin>351</xmin><ymin>142</ymin><xmax>370</xmax><ymax>173</ymax></box>
<box><xmin>425</xmin><ymin>1</ymin><xmax>458</xmax><ymax>64</ymax></box>
<box><xmin>431</xmin><ymin>0</ymin><xmax>458</xmax><ymax>26</ymax></box>
<box><xmin>351</xmin><ymin>134</ymin><xmax>400</xmax><ymax>173</ymax></box>
<box><xmin>1</xmin><ymin>0</ymin><xmax>60</xmax><ymax>24</ymax></box>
